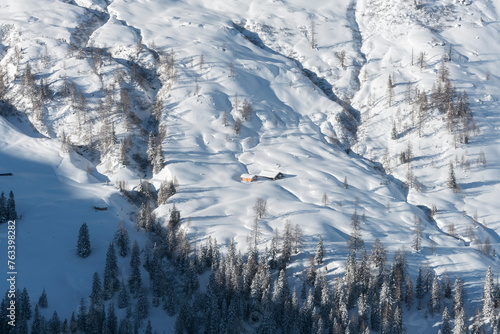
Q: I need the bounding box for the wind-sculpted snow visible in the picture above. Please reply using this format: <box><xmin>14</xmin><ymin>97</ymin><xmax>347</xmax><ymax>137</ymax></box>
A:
<box><xmin>1</xmin><ymin>0</ymin><xmax>500</xmax><ymax>332</ymax></box>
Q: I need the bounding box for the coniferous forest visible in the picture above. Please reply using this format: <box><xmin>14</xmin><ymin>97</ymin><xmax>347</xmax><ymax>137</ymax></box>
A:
<box><xmin>2</xmin><ymin>207</ymin><xmax>500</xmax><ymax>334</ymax></box>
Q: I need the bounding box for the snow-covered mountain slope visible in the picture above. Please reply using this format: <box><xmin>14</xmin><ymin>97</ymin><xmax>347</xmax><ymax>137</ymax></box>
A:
<box><xmin>1</xmin><ymin>0</ymin><xmax>500</xmax><ymax>330</ymax></box>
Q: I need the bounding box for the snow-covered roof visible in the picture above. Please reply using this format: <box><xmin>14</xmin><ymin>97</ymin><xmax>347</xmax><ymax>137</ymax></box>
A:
<box><xmin>241</xmin><ymin>173</ymin><xmax>256</xmax><ymax>179</ymax></box>
<box><xmin>259</xmin><ymin>170</ymin><xmax>283</xmax><ymax>179</ymax></box>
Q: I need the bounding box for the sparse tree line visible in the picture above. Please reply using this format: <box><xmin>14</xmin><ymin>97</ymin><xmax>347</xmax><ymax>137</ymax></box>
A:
<box><xmin>0</xmin><ymin>31</ymin><xmax>175</xmax><ymax>178</ymax></box>
<box><xmin>390</xmin><ymin>54</ymin><xmax>477</xmax><ymax>144</ymax></box>
<box><xmin>0</xmin><ymin>190</ymin><xmax>17</xmax><ymax>224</ymax></box>
<box><xmin>4</xmin><ymin>201</ymin><xmax>500</xmax><ymax>333</ymax></box>
<box><xmin>379</xmin><ymin>50</ymin><xmax>483</xmax><ymax>194</ymax></box>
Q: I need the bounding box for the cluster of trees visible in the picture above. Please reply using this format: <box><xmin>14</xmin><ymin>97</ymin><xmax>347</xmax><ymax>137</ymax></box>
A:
<box><xmin>146</xmin><ymin>128</ymin><xmax>167</xmax><ymax>174</ymax></box>
<box><xmin>5</xmin><ymin>208</ymin><xmax>500</xmax><ymax>334</ymax></box>
<box><xmin>230</xmin><ymin>93</ymin><xmax>255</xmax><ymax>137</ymax></box>
<box><xmin>0</xmin><ymin>190</ymin><xmax>17</xmax><ymax>223</ymax></box>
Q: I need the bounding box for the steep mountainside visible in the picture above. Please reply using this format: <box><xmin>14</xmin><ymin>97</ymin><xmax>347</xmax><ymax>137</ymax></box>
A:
<box><xmin>1</xmin><ymin>0</ymin><xmax>500</xmax><ymax>332</ymax></box>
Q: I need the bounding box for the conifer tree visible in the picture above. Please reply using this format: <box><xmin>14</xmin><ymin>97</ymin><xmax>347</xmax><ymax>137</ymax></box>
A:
<box><xmin>472</xmin><ymin>308</ymin><xmax>485</xmax><ymax>334</ymax></box>
<box><xmin>7</xmin><ymin>191</ymin><xmax>16</xmax><ymax>221</ymax></box>
<box><xmin>281</xmin><ymin>221</ymin><xmax>293</xmax><ymax>265</ymax></box>
<box><xmin>103</xmin><ymin>243</ymin><xmax>119</xmax><ymax>300</ymax></box>
<box><xmin>114</xmin><ymin>221</ymin><xmax>130</xmax><ymax>257</ymax></box>
<box><xmin>393</xmin><ymin>305</ymin><xmax>403</xmax><ymax>334</ymax></box>
<box><xmin>128</xmin><ymin>240</ymin><xmax>142</xmax><ymax>295</ymax></box>
<box><xmin>146</xmin><ymin>131</ymin><xmax>156</xmax><ymax>162</ymax></box>
<box><xmin>453</xmin><ymin>277</ymin><xmax>465</xmax><ymax>318</ymax></box>
<box><xmin>347</xmin><ymin>210</ymin><xmax>364</xmax><ymax>251</ymax></box>
<box><xmin>77</xmin><ymin>298</ymin><xmax>87</xmax><ymax>333</ymax></box>
<box><xmin>31</xmin><ymin>305</ymin><xmax>46</xmax><ymax>334</ymax></box>
<box><xmin>117</xmin><ymin>280</ymin><xmax>130</xmax><ymax>309</ymax></box>
<box><xmin>77</xmin><ymin>222</ymin><xmax>91</xmax><ymax>258</ymax></box>
<box><xmin>152</xmin><ymin>145</ymin><xmax>164</xmax><ymax>174</ymax></box>
<box><xmin>106</xmin><ymin>303</ymin><xmax>117</xmax><ymax>334</ymax></box>
<box><xmin>430</xmin><ymin>274</ymin><xmax>441</xmax><ymax>315</ymax></box>
<box><xmin>441</xmin><ymin>307</ymin><xmax>452</xmax><ymax>334</ymax></box>
<box><xmin>405</xmin><ymin>276</ymin><xmax>414</xmax><ymax>309</ymax></box>
<box><xmin>157</xmin><ymin>180</ymin><xmax>176</xmax><ymax>205</ymax></box>
<box><xmin>168</xmin><ymin>204</ymin><xmax>181</xmax><ymax>230</ymax></box>
<box><xmin>371</xmin><ymin>238</ymin><xmax>387</xmax><ymax>269</ymax></box>
<box><xmin>315</xmin><ymin>235</ymin><xmax>324</xmax><ymax>265</ymax></box>
<box><xmin>371</xmin><ymin>299</ymin><xmax>381</xmax><ymax>332</ymax></box>
<box><xmin>391</xmin><ymin>121</ymin><xmax>398</xmax><ymax>140</ymax></box>
<box><xmin>483</xmin><ymin>266</ymin><xmax>495</xmax><ymax>322</ymax></box>
<box><xmin>38</xmin><ymin>288</ymin><xmax>48</xmax><ymax>308</ymax></box>
<box><xmin>119</xmin><ymin>140</ymin><xmax>129</xmax><ymax>166</ymax></box>
<box><xmin>447</xmin><ymin>161</ymin><xmax>459</xmax><ymax>191</ymax></box>
<box><xmin>387</xmin><ymin>75</ymin><xmax>394</xmax><ymax>107</ymax></box>
<box><xmin>90</xmin><ymin>272</ymin><xmax>103</xmax><ymax>305</ymax></box>
<box><xmin>412</xmin><ymin>218</ymin><xmax>422</xmax><ymax>252</ymax></box>
<box><xmin>135</xmin><ymin>287</ymin><xmax>149</xmax><ymax>322</ymax></box>
<box><xmin>416</xmin><ymin>264</ymin><xmax>424</xmax><ymax>308</ymax></box>
<box><xmin>118</xmin><ymin>318</ymin><xmax>131</xmax><ymax>334</ymax></box>
<box><xmin>453</xmin><ymin>307</ymin><xmax>468</xmax><ymax>334</ymax></box>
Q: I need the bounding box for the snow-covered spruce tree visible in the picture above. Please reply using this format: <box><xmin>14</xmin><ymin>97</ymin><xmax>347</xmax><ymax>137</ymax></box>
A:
<box><xmin>441</xmin><ymin>306</ymin><xmax>452</xmax><ymax>334</ymax></box>
<box><xmin>293</xmin><ymin>223</ymin><xmax>304</xmax><ymax>254</ymax></box>
<box><xmin>90</xmin><ymin>272</ymin><xmax>102</xmax><ymax>305</ymax></box>
<box><xmin>128</xmin><ymin>240</ymin><xmax>142</xmax><ymax>295</ymax></box>
<box><xmin>370</xmin><ymin>238</ymin><xmax>387</xmax><ymax>269</ymax></box>
<box><xmin>358</xmin><ymin>249</ymin><xmax>371</xmax><ymax>294</ymax></box>
<box><xmin>105</xmin><ymin>303</ymin><xmax>117</xmax><ymax>334</ymax></box>
<box><xmin>472</xmin><ymin>308</ymin><xmax>485</xmax><ymax>334</ymax></box>
<box><xmin>117</xmin><ymin>280</ymin><xmax>130</xmax><ymax>309</ymax></box>
<box><xmin>412</xmin><ymin>218</ymin><xmax>422</xmax><ymax>252</ymax></box>
<box><xmin>135</xmin><ymin>287</ymin><xmax>149</xmax><ymax>323</ymax></box>
<box><xmin>393</xmin><ymin>304</ymin><xmax>403</xmax><ymax>334</ymax></box>
<box><xmin>429</xmin><ymin>274</ymin><xmax>441</xmax><ymax>315</ymax></box>
<box><xmin>483</xmin><ymin>266</ymin><xmax>495</xmax><ymax>322</ymax></box>
<box><xmin>114</xmin><ymin>221</ymin><xmax>130</xmax><ymax>257</ymax></box>
<box><xmin>447</xmin><ymin>161</ymin><xmax>459</xmax><ymax>192</ymax></box>
<box><xmin>347</xmin><ymin>209</ymin><xmax>364</xmax><ymax>251</ymax></box>
<box><xmin>314</xmin><ymin>235</ymin><xmax>324</xmax><ymax>265</ymax></box>
<box><xmin>119</xmin><ymin>140</ymin><xmax>129</xmax><ymax>166</ymax></box>
<box><xmin>77</xmin><ymin>222</ymin><xmax>91</xmax><ymax>258</ymax></box>
<box><xmin>152</xmin><ymin>145</ymin><xmax>164</xmax><ymax>174</ymax></box>
<box><xmin>136</xmin><ymin>203</ymin><xmax>156</xmax><ymax>232</ymax></box>
<box><xmin>157</xmin><ymin>179</ymin><xmax>176</xmax><ymax>205</ymax></box>
<box><xmin>453</xmin><ymin>307</ymin><xmax>468</xmax><ymax>334</ymax></box>
<box><xmin>38</xmin><ymin>288</ymin><xmax>48</xmax><ymax>308</ymax></box>
<box><xmin>391</xmin><ymin>121</ymin><xmax>398</xmax><ymax>140</ymax></box>
<box><xmin>405</xmin><ymin>276</ymin><xmax>414</xmax><ymax>309</ymax></box>
<box><xmin>76</xmin><ymin>298</ymin><xmax>87</xmax><ymax>333</ymax></box>
<box><xmin>47</xmin><ymin>311</ymin><xmax>61</xmax><ymax>334</ymax></box>
<box><xmin>450</xmin><ymin>277</ymin><xmax>464</xmax><ymax>315</ymax></box>
<box><xmin>167</xmin><ymin>203</ymin><xmax>181</xmax><ymax>231</ymax></box>
<box><xmin>31</xmin><ymin>304</ymin><xmax>46</xmax><ymax>334</ymax></box>
<box><xmin>416</xmin><ymin>263</ymin><xmax>424</xmax><ymax>308</ymax></box>
<box><xmin>306</xmin><ymin>256</ymin><xmax>317</xmax><ymax>286</ymax></box>
<box><xmin>387</xmin><ymin>75</ymin><xmax>394</xmax><ymax>107</ymax></box>
<box><xmin>20</xmin><ymin>287</ymin><xmax>32</xmax><ymax>320</ymax></box>
<box><xmin>103</xmin><ymin>243</ymin><xmax>119</xmax><ymax>300</ymax></box>
<box><xmin>7</xmin><ymin>191</ymin><xmax>17</xmax><ymax>221</ymax></box>
<box><xmin>118</xmin><ymin>318</ymin><xmax>131</xmax><ymax>334</ymax></box>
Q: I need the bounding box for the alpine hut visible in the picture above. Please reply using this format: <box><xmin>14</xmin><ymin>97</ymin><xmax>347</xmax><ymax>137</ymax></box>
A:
<box><xmin>241</xmin><ymin>174</ymin><xmax>258</xmax><ymax>182</ymax></box>
<box><xmin>259</xmin><ymin>170</ymin><xmax>284</xmax><ymax>180</ymax></box>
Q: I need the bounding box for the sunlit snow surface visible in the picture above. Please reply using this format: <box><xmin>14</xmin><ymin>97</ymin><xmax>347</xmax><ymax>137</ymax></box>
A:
<box><xmin>1</xmin><ymin>0</ymin><xmax>500</xmax><ymax>331</ymax></box>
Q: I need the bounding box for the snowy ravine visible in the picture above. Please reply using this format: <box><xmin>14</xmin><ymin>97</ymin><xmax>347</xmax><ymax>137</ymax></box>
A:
<box><xmin>1</xmin><ymin>0</ymin><xmax>500</xmax><ymax>333</ymax></box>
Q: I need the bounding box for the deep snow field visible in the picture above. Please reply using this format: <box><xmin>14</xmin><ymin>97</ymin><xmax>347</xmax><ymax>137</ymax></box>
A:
<box><xmin>1</xmin><ymin>0</ymin><xmax>500</xmax><ymax>332</ymax></box>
